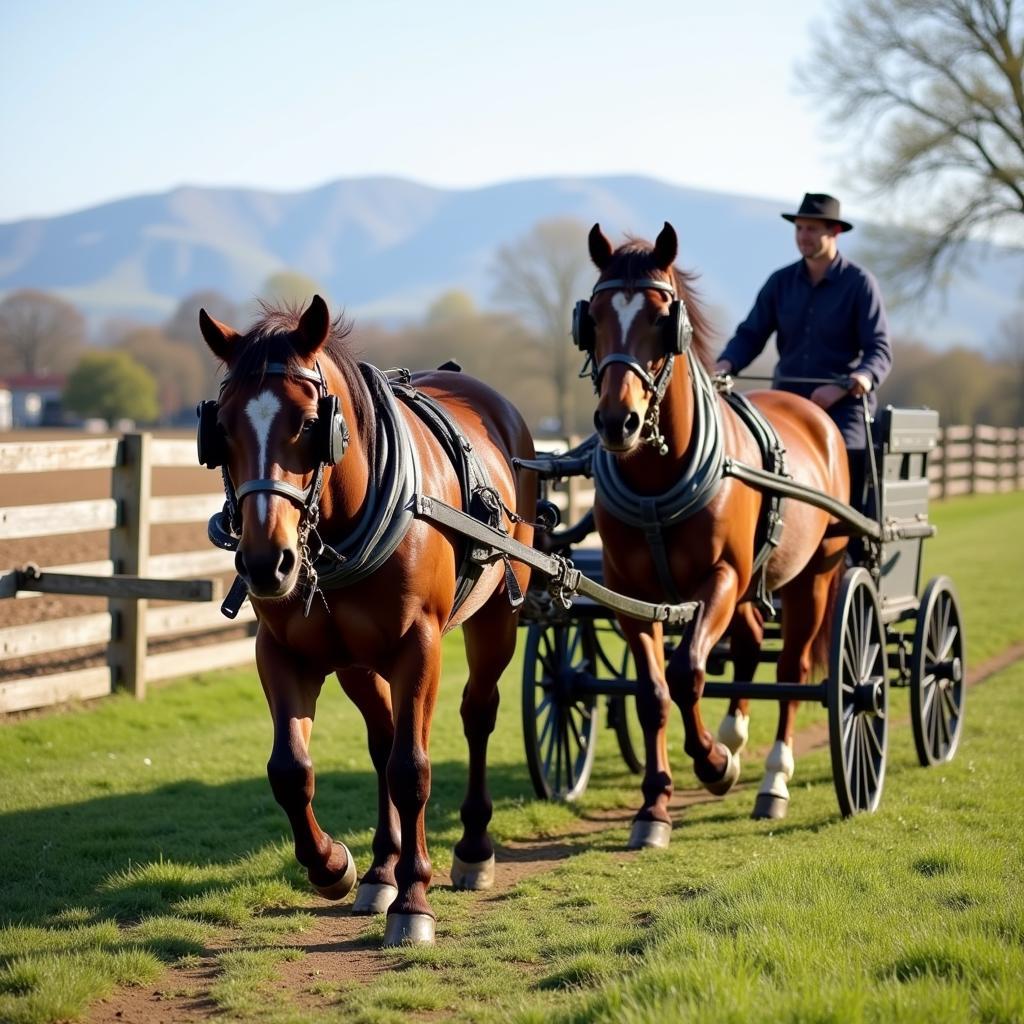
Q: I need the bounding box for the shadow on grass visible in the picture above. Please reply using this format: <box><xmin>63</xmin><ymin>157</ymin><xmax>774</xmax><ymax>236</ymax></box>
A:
<box><xmin>0</xmin><ymin>758</ymin><xmax>535</xmax><ymax>929</ymax></box>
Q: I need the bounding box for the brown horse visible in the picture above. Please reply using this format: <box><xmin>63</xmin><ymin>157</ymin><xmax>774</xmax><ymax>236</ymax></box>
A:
<box><xmin>197</xmin><ymin>295</ymin><xmax>535</xmax><ymax>944</ymax></box>
<box><xmin>577</xmin><ymin>224</ymin><xmax>849</xmax><ymax>843</ymax></box>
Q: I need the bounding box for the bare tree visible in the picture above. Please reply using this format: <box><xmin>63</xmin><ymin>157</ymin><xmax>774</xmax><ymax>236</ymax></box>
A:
<box><xmin>0</xmin><ymin>289</ymin><xmax>86</xmax><ymax>375</ymax></box>
<box><xmin>801</xmin><ymin>0</ymin><xmax>1024</xmax><ymax>297</ymax></box>
<box><xmin>491</xmin><ymin>218</ymin><xmax>593</xmax><ymax>434</ymax></box>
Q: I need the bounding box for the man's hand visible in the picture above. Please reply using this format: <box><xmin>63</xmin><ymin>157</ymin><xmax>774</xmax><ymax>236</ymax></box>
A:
<box><xmin>848</xmin><ymin>372</ymin><xmax>872</xmax><ymax>397</ymax></box>
<box><xmin>809</xmin><ymin>383</ymin><xmax>850</xmax><ymax>410</ymax></box>
<box><xmin>713</xmin><ymin>359</ymin><xmax>733</xmax><ymax>375</ymax></box>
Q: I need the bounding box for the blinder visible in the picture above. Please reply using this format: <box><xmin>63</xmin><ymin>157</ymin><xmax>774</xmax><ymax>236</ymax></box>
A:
<box><xmin>195</xmin><ymin>361</ymin><xmax>349</xmax><ymax>471</ymax></box>
<box><xmin>571</xmin><ymin>277</ymin><xmax>693</xmax><ymax>356</ymax></box>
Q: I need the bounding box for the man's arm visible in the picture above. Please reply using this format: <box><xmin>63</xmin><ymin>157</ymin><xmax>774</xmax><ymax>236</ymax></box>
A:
<box><xmin>851</xmin><ymin>271</ymin><xmax>892</xmax><ymax>394</ymax></box>
<box><xmin>715</xmin><ymin>276</ymin><xmax>778</xmax><ymax>375</ymax></box>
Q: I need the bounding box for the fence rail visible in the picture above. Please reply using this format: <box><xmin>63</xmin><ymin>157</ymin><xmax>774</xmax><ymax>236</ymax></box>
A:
<box><xmin>2</xmin><ymin>423</ymin><xmax>1022</xmax><ymax>715</ymax></box>
<box><xmin>1</xmin><ymin>433</ymin><xmax>252</xmax><ymax>714</ymax></box>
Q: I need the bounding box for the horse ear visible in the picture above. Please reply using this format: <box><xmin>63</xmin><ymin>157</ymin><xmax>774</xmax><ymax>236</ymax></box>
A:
<box><xmin>653</xmin><ymin>222</ymin><xmax>678</xmax><ymax>271</ymax></box>
<box><xmin>588</xmin><ymin>224</ymin><xmax>613</xmax><ymax>271</ymax></box>
<box><xmin>295</xmin><ymin>294</ymin><xmax>331</xmax><ymax>357</ymax></box>
<box><xmin>198</xmin><ymin>309</ymin><xmax>239</xmax><ymax>362</ymax></box>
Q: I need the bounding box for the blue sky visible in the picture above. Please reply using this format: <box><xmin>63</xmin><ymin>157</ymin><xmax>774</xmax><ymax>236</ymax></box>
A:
<box><xmin>1</xmin><ymin>0</ymin><xmax>847</xmax><ymax>223</ymax></box>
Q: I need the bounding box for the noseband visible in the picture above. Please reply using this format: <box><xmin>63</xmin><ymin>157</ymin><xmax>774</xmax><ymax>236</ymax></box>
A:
<box><xmin>580</xmin><ymin>277</ymin><xmax>693</xmax><ymax>456</ymax></box>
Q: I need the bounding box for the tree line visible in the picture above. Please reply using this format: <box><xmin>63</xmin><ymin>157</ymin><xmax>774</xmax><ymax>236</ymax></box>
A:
<box><xmin>1</xmin><ymin>268</ymin><xmax>1021</xmax><ymax>434</ymax></box>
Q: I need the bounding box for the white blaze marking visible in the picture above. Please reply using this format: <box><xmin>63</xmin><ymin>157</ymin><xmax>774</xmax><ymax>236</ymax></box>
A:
<box><xmin>611</xmin><ymin>292</ymin><xmax>645</xmax><ymax>343</ymax></box>
<box><xmin>245</xmin><ymin>390</ymin><xmax>281</xmax><ymax>525</ymax></box>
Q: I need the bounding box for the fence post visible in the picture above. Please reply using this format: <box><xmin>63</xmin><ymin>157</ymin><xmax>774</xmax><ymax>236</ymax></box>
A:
<box><xmin>109</xmin><ymin>432</ymin><xmax>151</xmax><ymax>699</ymax></box>
<box><xmin>935</xmin><ymin>426</ymin><xmax>947</xmax><ymax>499</ymax></box>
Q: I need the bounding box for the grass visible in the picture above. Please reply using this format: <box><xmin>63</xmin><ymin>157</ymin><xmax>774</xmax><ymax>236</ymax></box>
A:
<box><xmin>0</xmin><ymin>490</ymin><xmax>1022</xmax><ymax>1023</ymax></box>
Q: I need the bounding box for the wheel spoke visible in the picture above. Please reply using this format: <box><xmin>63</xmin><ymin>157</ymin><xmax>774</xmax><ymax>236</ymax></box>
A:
<box><xmin>842</xmin><ymin>647</ymin><xmax>859</xmax><ymax>685</ymax></box>
<box><xmin>938</xmin><ymin>624</ymin><xmax>958</xmax><ymax>664</ymax></box>
<box><xmin>848</xmin><ymin>718</ymin><xmax>860</xmax><ymax>807</ymax></box>
<box><xmin>567</xmin><ymin>704</ymin><xmax>586</xmax><ymax>752</ymax></box>
<box><xmin>937</xmin><ymin>697</ymin><xmax>952</xmax><ymax>751</ymax></box>
<box><xmin>562</xmin><ymin>717</ymin><xmax>574</xmax><ymax>787</ymax></box>
<box><xmin>863</xmin><ymin>724</ymin><xmax>880</xmax><ymax>792</ymax></box>
<box><xmin>536</xmin><ymin>697</ymin><xmax>554</xmax><ymax>747</ymax></box>
<box><xmin>928</xmin><ymin>685</ymin><xmax>941</xmax><ymax>753</ymax></box>
<box><xmin>864</xmin><ymin>716</ymin><xmax>884</xmax><ymax>760</ymax></box>
<box><xmin>941</xmin><ymin>685</ymin><xmax>960</xmax><ymax>721</ymax></box>
<box><xmin>842</xmin><ymin>704</ymin><xmax>856</xmax><ymax>747</ymax></box>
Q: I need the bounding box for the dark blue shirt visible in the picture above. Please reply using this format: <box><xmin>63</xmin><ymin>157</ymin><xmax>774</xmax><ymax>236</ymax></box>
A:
<box><xmin>718</xmin><ymin>252</ymin><xmax>892</xmax><ymax>447</ymax></box>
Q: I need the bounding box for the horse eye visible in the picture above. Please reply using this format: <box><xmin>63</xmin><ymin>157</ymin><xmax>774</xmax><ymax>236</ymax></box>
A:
<box><xmin>301</xmin><ymin>418</ymin><xmax>318</xmax><ymax>434</ymax></box>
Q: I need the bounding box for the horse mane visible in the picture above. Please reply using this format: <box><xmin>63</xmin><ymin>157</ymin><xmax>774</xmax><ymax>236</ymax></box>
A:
<box><xmin>221</xmin><ymin>300</ymin><xmax>374</xmax><ymax>448</ymax></box>
<box><xmin>604</xmin><ymin>238</ymin><xmax>716</xmax><ymax>369</ymax></box>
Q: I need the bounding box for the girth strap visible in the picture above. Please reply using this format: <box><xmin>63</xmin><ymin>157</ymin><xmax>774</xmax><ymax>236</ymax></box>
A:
<box><xmin>390</xmin><ymin>373</ymin><xmax>509</xmax><ymax>621</ymax></box>
<box><xmin>721</xmin><ymin>390</ymin><xmax>787</xmax><ymax>618</ymax></box>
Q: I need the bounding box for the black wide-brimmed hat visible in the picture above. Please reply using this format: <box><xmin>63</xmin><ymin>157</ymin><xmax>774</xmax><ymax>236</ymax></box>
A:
<box><xmin>781</xmin><ymin>193</ymin><xmax>853</xmax><ymax>232</ymax></box>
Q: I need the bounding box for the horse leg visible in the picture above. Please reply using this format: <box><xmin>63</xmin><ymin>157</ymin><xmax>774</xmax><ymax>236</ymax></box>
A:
<box><xmin>257</xmin><ymin>635</ymin><xmax>356</xmax><ymax>900</ymax></box>
<box><xmin>337</xmin><ymin>667</ymin><xmax>401</xmax><ymax>914</ymax></box>
<box><xmin>451</xmin><ymin>588</ymin><xmax>520</xmax><ymax>889</ymax></box>
<box><xmin>619</xmin><ymin>617</ymin><xmax>675</xmax><ymax>849</ymax></box>
<box><xmin>717</xmin><ymin>603</ymin><xmax>762</xmax><ymax>760</ymax></box>
<box><xmin>753</xmin><ymin>561</ymin><xmax>837</xmax><ymax>820</ymax></box>
<box><xmin>667</xmin><ymin>563</ymin><xmax>743</xmax><ymax>796</ymax></box>
<box><xmin>383</xmin><ymin>622</ymin><xmax>442</xmax><ymax>946</ymax></box>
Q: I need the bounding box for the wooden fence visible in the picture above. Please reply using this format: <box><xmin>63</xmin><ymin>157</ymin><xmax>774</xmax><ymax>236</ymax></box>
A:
<box><xmin>1</xmin><ymin>434</ymin><xmax>249</xmax><ymax>715</ymax></box>
<box><xmin>2</xmin><ymin>424</ymin><xmax>1022</xmax><ymax>715</ymax></box>
<box><xmin>928</xmin><ymin>424</ymin><xmax>1024</xmax><ymax>498</ymax></box>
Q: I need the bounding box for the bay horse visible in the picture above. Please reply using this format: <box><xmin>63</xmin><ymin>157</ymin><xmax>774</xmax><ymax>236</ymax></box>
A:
<box><xmin>197</xmin><ymin>295</ymin><xmax>535</xmax><ymax>944</ymax></box>
<box><xmin>576</xmin><ymin>224</ymin><xmax>849</xmax><ymax>843</ymax></box>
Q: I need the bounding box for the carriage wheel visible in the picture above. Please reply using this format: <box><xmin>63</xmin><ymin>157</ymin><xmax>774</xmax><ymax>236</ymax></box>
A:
<box><xmin>591</xmin><ymin>619</ymin><xmax>643</xmax><ymax>774</ymax></box>
<box><xmin>828</xmin><ymin>568</ymin><xmax>889</xmax><ymax>817</ymax></box>
<box><xmin>522</xmin><ymin>620</ymin><xmax>600</xmax><ymax>801</ymax></box>
<box><xmin>910</xmin><ymin>576</ymin><xmax>966</xmax><ymax>767</ymax></box>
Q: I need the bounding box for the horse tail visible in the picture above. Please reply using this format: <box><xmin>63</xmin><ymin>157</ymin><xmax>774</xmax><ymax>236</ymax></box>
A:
<box><xmin>811</xmin><ymin>561</ymin><xmax>842</xmax><ymax>677</ymax></box>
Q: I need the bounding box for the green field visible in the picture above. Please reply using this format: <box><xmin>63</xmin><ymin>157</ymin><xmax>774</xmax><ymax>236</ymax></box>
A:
<box><xmin>1</xmin><ymin>491</ymin><xmax>1023</xmax><ymax>1023</ymax></box>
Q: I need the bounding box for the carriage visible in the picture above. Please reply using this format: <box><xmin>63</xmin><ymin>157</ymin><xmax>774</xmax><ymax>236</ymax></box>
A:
<box><xmin>195</xmin><ymin>225</ymin><xmax>967</xmax><ymax>944</ymax></box>
<box><xmin>516</xmin><ymin>399</ymin><xmax>966</xmax><ymax>818</ymax></box>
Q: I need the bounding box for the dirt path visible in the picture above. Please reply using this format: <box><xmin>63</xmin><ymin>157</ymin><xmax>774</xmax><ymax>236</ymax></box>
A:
<box><xmin>85</xmin><ymin>642</ymin><xmax>1023</xmax><ymax>1024</ymax></box>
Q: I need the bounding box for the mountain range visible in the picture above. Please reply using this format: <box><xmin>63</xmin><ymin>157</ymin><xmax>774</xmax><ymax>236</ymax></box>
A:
<box><xmin>2</xmin><ymin>175</ymin><xmax>1022</xmax><ymax>349</ymax></box>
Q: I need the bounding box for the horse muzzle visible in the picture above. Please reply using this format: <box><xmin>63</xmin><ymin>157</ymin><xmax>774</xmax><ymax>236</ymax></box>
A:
<box><xmin>594</xmin><ymin>406</ymin><xmax>643</xmax><ymax>452</ymax></box>
<box><xmin>235</xmin><ymin>543</ymin><xmax>300</xmax><ymax>599</ymax></box>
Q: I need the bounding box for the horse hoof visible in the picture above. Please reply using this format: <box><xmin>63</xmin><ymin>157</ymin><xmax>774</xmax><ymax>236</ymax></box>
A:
<box><xmin>312</xmin><ymin>843</ymin><xmax>357</xmax><ymax>901</ymax></box>
<box><xmin>627</xmin><ymin>819</ymin><xmax>672</xmax><ymax>849</ymax></box>
<box><xmin>383</xmin><ymin>912</ymin><xmax>436</xmax><ymax>947</ymax></box>
<box><xmin>352</xmin><ymin>882</ymin><xmax>399</xmax><ymax>914</ymax></box>
<box><xmin>702</xmin><ymin>746</ymin><xmax>741</xmax><ymax>796</ymax></box>
<box><xmin>451</xmin><ymin>853</ymin><xmax>495</xmax><ymax>891</ymax></box>
<box><xmin>752</xmin><ymin>793</ymin><xmax>789</xmax><ymax>820</ymax></box>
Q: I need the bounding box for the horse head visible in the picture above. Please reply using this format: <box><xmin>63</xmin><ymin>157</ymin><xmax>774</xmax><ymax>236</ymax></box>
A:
<box><xmin>575</xmin><ymin>222</ymin><xmax>698</xmax><ymax>454</ymax></box>
<box><xmin>198</xmin><ymin>295</ymin><xmax>351</xmax><ymax>601</ymax></box>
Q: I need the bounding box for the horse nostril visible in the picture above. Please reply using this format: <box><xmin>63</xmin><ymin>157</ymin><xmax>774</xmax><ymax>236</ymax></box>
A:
<box><xmin>593</xmin><ymin>410</ymin><xmax>604</xmax><ymax>432</ymax></box>
<box><xmin>234</xmin><ymin>551</ymin><xmax>248</xmax><ymax>578</ymax></box>
<box><xmin>624</xmin><ymin>411</ymin><xmax>641</xmax><ymax>436</ymax></box>
<box><xmin>278</xmin><ymin>548</ymin><xmax>296</xmax><ymax>581</ymax></box>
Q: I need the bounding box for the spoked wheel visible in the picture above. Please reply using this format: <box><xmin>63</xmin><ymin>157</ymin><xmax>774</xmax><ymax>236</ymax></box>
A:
<box><xmin>828</xmin><ymin>568</ymin><xmax>889</xmax><ymax>817</ymax></box>
<box><xmin>522</xmin><ymin>620</ymin><xmax>600</xmax><ymax>800</ymax></box>
<box><xmin>591</xmin><ymin>619</ymin><xmax>642</xmax><ymax>774</ymax></box>
<box><xmin>911</xmin><ymin>576</ymin><xmax>966</xmax><ymax>766</ymax></box>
